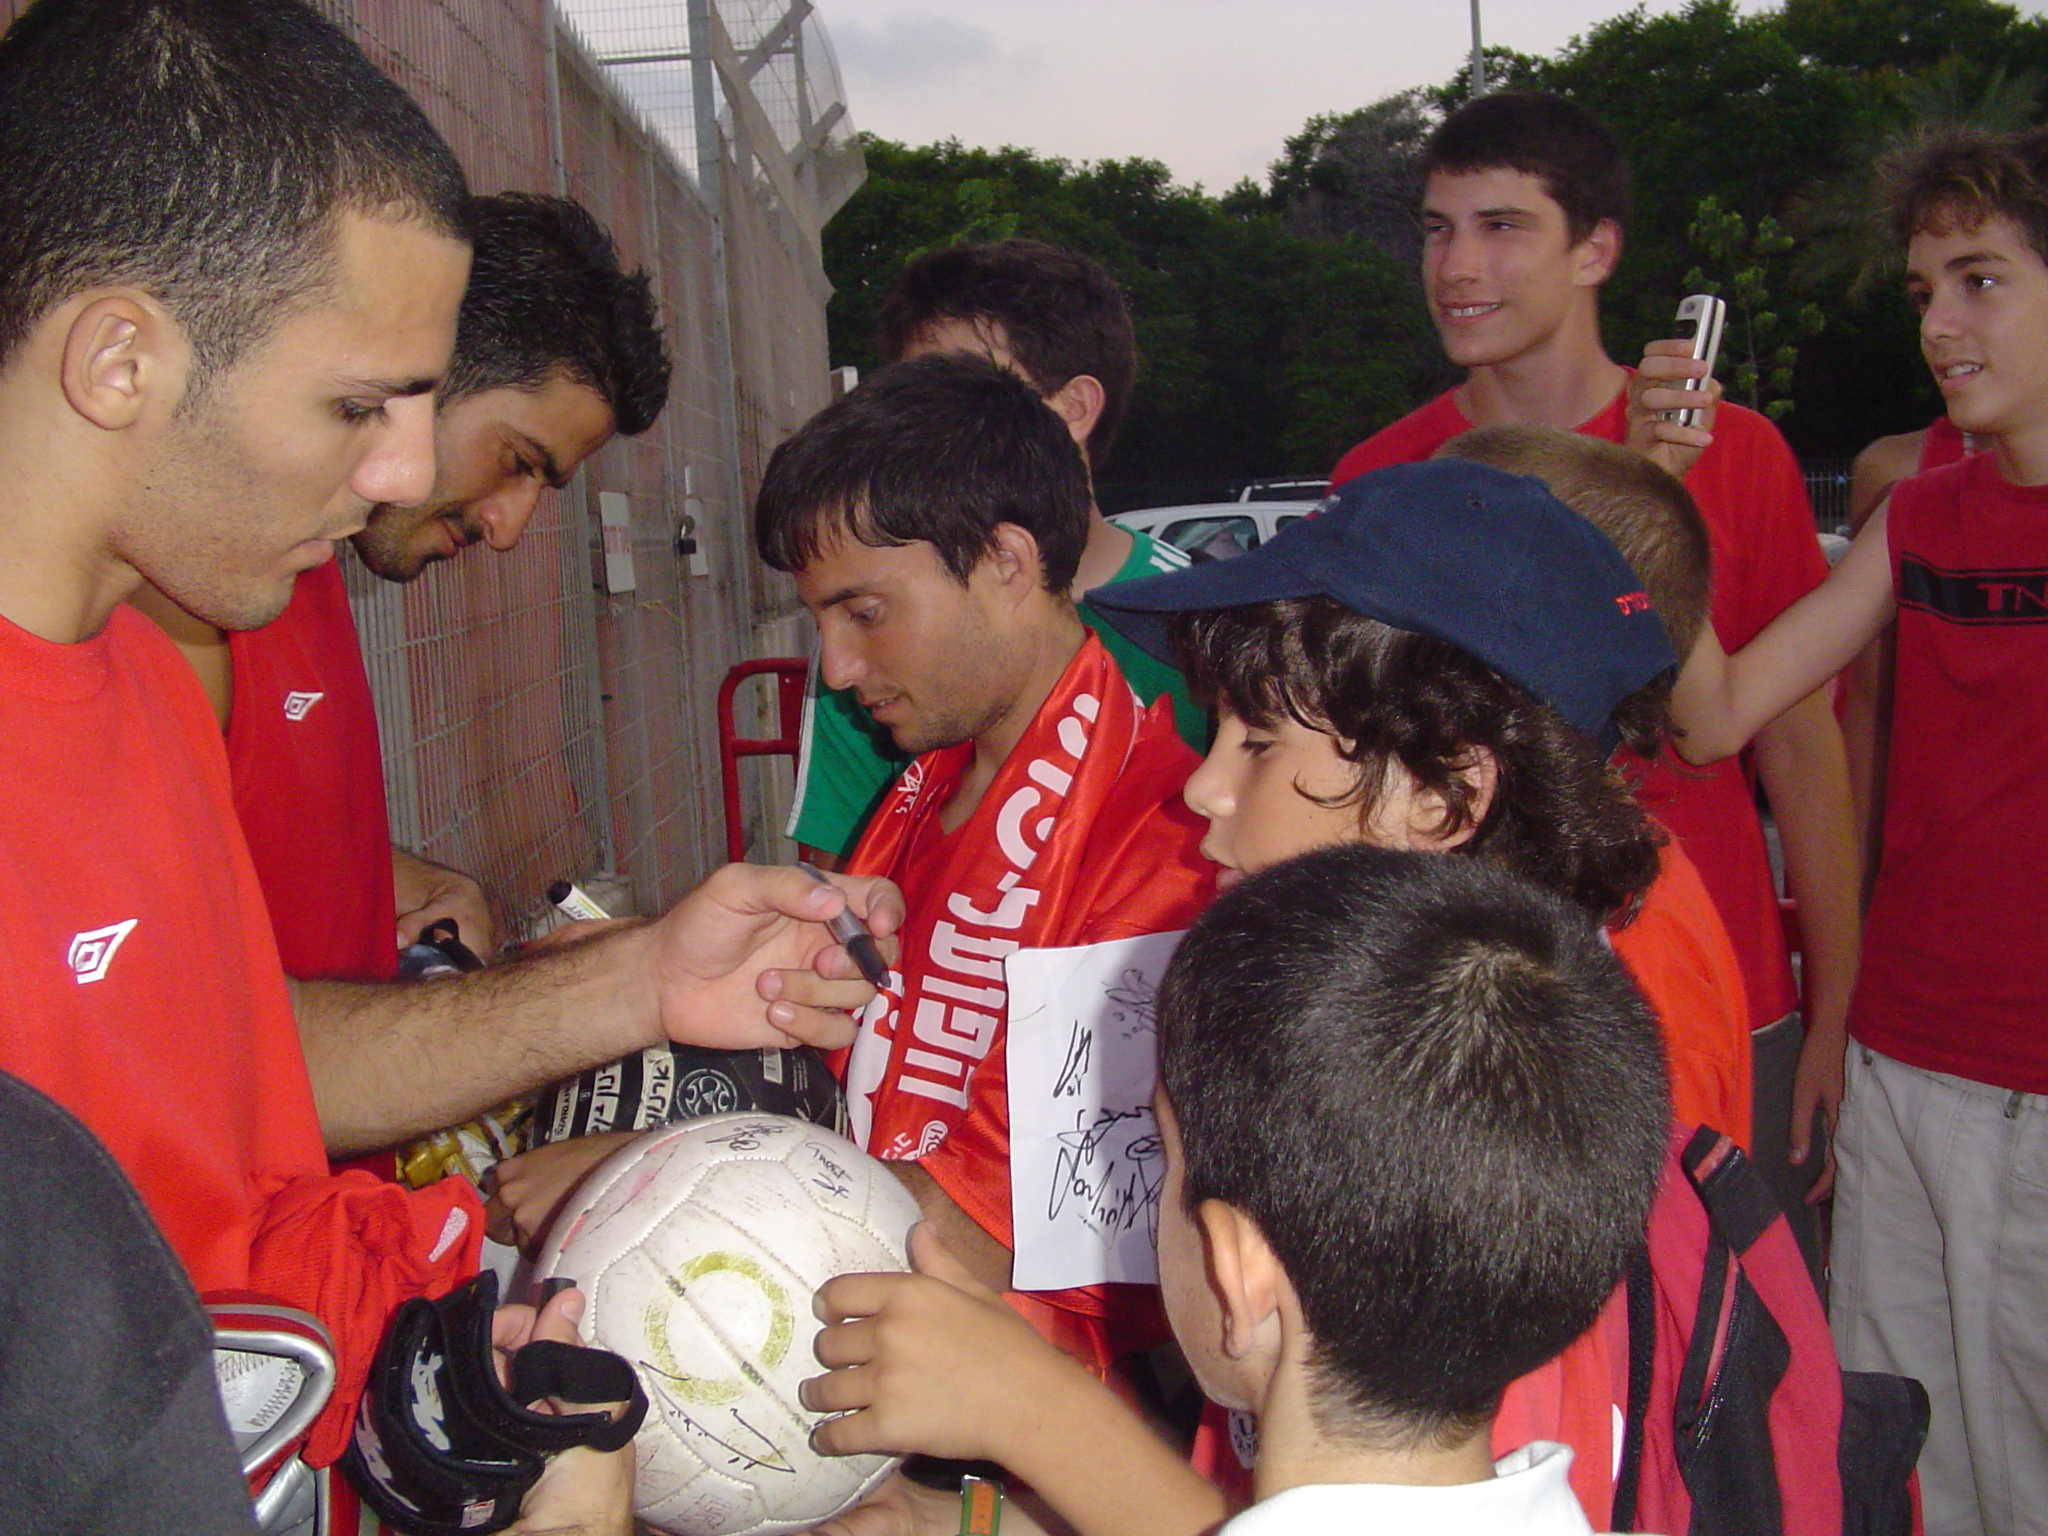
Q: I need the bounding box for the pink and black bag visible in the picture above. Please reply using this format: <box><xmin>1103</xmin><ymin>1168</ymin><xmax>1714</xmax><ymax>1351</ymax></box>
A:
<box><xmin>1614</xmin><ymin>1128</ymin><xmax>1928</xmax><ymax>1536</ymax></box>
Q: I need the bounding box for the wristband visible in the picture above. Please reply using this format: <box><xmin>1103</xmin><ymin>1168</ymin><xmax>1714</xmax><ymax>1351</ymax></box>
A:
<box><xmin>902</xmin><ymin>1456</ymin><xmax>1005</xmax><ymax>1536</ymax></box>
<box><xmin>958</xmin><ymin>1472</ymin><xmax>1003</xmax><ymax>1535</ymax></box>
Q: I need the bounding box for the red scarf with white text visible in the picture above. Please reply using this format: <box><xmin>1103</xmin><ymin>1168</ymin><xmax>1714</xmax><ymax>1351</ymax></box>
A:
<box><xmin>839</xmin><ymin>634</ymin><xmax>1212</xmax><ymax>1372</ymax></box>
<box><xmin>842</xmin><ymin>634</ymin><xmax>1185</xmax><ymax>1154</ymax></box>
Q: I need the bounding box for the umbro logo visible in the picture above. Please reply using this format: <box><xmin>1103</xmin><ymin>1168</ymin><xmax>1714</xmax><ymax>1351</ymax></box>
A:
<box><xmin>891</xmin><ymin>757</ymin><xmax>927</xmax><ymax>813</ymax></box>
<box><xmin>68</xmin><ymin>919</ymin><xmax>138</xmax><ymax>985</ymax></box>
<box><xmin>282</xmin><ymin>690</ymin><xmax>326</xmax><ymax>721</ymax></box>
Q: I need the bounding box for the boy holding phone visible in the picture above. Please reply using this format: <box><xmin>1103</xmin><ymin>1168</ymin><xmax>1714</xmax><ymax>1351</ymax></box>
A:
<box><xmin>1330</xmin><ymin>90</ymin><xmax>1857</xmax><ymax>1272</ymax></box>
<box><xmin>1669</xmin><ymin>126</ymin><xmax>2048</xmax><ymax>1536</ymax></box>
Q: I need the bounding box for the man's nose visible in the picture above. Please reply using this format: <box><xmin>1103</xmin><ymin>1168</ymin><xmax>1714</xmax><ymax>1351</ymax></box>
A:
<box><xmin>349</xmin><ymin>395</ymin><xmax>438</xmax><ymax>510</ymax></box>
<box><xmin>474</xmin><ymin>477</ymin><xmax>547</xmax><ymax>552</ymax></box>
<box><xmin>818</xmin><ymin>624</ymin><xmax>866</xmax><ymax>694</ymax></box>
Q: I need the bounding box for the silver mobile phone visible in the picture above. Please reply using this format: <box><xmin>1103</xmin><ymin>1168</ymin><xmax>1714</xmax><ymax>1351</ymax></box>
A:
<box><xmin>1669</xmin><ymin>293</ymin><xmax>1726</xmax><ymax>429</ymax></box>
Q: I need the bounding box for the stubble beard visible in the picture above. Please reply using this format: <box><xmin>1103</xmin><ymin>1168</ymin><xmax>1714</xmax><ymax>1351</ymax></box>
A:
<box><xmin>886</xmin><ymin>691</ymin><xmax>1011</xmax><ymax>759</ymax></box>
<box><xmin>351</xmin><ymin>501</ymin><xmax>479</xmax><ymax>583</ymax></box>
<box><xmin>884</xmin><ymin>635</ymin><xmax>1020</xmax><ymax>759</ymax></box>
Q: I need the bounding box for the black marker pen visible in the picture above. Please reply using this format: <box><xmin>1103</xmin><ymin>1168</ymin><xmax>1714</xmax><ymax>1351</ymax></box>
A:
<box><xmin>798</xmin><ymin>861</ymin><xmax>892</xmax><ymax>989</ymax></box>
<box><xmin>546</xmin><ymin>879</ymin><xmax>612</xmax><ymax>922</ymax></box>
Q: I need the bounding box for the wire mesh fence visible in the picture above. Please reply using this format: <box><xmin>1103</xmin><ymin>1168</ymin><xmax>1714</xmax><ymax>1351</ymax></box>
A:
<box><xmin>353</xmin><ymin>0</ymin><xmax>839</xmax><ymax>920</ymax></box>
<box><xmin>0</xmin><ymin>0</ymin><xmax>841</xmax><ymax>924</ymax></box>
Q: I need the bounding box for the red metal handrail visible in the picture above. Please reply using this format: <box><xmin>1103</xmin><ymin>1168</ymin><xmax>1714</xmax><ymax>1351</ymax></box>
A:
<box><xmin>717</xmin><ymin>657</ymin><xmax>811</xmax><ymax>863</ymax></box>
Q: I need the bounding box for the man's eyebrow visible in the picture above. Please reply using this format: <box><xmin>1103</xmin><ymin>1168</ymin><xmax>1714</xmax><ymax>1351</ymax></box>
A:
<box><xmin>511</xmin><ymin>430</ymin><xmax>567</xmax><ymax>488</ymax></box>
<box><xmin>340</xmin><ymin>375</ymin><xmax>439</xmax><ymax>398</ymax></box>
<box><xmin>1420</xmin><ymin>203</ymin><xmax>1537</xmax><ymax>222</ymax></box>
<box><xmin>1907</xmin><ymin>249</ymin><xmax>2013</xmax><ymax>284</ymax></box>
<box><xmin>812</xmin><ymin>582</ymin><xmax>872</xmax><ymax>610</ymax></box>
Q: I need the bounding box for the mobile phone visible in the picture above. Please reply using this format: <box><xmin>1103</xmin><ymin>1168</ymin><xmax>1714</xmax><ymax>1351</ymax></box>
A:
<box><xmin>1669</xmin><ymin>293</ymin><xmax>1726</xmax><ymax>430</ymax></box>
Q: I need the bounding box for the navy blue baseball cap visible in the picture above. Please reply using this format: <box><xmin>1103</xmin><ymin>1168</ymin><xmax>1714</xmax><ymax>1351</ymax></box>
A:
<box><xmin>1089</xmin><ymin>460</ymin><xmax>1677</xmax><ymax>751</ymax></box>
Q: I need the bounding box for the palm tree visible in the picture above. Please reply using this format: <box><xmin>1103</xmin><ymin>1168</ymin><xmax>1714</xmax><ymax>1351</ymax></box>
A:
<box><xmin>1790</xmin><ymin>58</ymin><xmax>2044</xmax><ymax>301</ymax></box>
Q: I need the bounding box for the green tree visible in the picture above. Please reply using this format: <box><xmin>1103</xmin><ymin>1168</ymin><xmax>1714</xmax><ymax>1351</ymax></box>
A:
<box><xmin>1682</xmin><ymin>196</ymin><xmax>1825</xmax><ymax>420</ymax></box>
<box><xmin>1790</xmin><ymin>58</ymin><xmax>2044</xmax><ymax>300</ymax></box>
<box><xmin>820</xmin><ymin>135</ymin><xmax>1437</xmax><ymax>498</ymax></box>
<box><xmin>1266</xmin><ymin>90</ymin><xmax>1436</xmax><ymax>258</ymax></box>
<box><xmin>946</xmin><ymin>179</ymin><xmax>1020</xmax><ymax>247</ymax></box>
<box><xmin>818</xmin><ymin>0</ymin><xmax>2048</xmax><ymax>471</ymax></box>
<box><xmin>1779</xmin><ymin>0</ymin><xmax>2026</xmax><ymax>71</ymax></box>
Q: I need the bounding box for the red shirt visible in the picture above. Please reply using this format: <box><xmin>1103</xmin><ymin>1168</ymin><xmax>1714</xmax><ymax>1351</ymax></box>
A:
<box><xmin>896</xmin><ymin>782</ymin><xmax>1213</xmax><ymax>1262</ymax></box>
<box><xmin>228</xmin><ymin>560</ymin><xmax>398</xmax><ymax>981</ymax></box>
<box><xmin>1920</xmin><ymin>413</ymin><xmax>1972</xmax><ymax>473</ymax></box>
<box><xmin>0</xmin><ymin>607</ymin><xmax>478</xmax><ymax>1464</ymax></box>
<box><xmin>1856</xmin><ymin>455</ymin><xmax>2048</xmax><ymax>1091</ymax></box>
<box><xmin>1610</xmin><ymin>838</ymin><xmax>1754</xmax><ymax>1146</ymax></box>
<box><xmin>1335</xmin><ymin>387</ymin><xmax>1824</xmax><ymax>1032</ymax></box>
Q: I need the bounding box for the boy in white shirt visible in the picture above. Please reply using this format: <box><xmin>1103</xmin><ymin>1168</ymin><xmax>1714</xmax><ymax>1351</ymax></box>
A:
<box><xmin>1149</xmin><ymin>842</ymin><xmax>1668</xmax><ymax>1533</ymax></box>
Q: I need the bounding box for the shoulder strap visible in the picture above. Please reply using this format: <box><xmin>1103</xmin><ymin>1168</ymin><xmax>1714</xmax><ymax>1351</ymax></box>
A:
<box><xmin>1681</xmin><ymin>1127</ymin><xmax>1782</xmax><ymax>1256</ymax></box>
<box><xmin>1613</xmin><ymin>1246</ymin><xmax>1657</xmax><ymax>1531</ymax></box>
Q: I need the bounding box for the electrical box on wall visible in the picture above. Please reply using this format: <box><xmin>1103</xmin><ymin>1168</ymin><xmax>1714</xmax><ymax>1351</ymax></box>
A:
<box><xmin>598</xmin><ymin>491</ymin><xmax>636</xmax><ymax>594</ymax></box>
<box><xmin>682</xmin><ymin>497</ymin><xmax>709</xmax><ymax>577</ymax></box>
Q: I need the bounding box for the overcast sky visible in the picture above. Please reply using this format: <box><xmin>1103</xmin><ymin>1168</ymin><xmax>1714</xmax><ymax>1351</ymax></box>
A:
<box><xmin>814</xmin><ymin>0</ymin><xmax>2031</xmax><ymax>192</ymax></box>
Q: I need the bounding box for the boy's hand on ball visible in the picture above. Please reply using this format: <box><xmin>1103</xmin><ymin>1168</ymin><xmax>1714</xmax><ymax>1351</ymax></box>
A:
<box><xmin>486</xmin><ymin>1133</ymin><xmax>639</xmax><ymax>1252</ymax></box>
<box><xmin>802</xmin><ymin>1222</ymin><xmax>1072</xmax><ymax>1462</ymax></box>
<box><xmin>646</xmin><ymin>865</ymin><xmax>905</xmax><ymax>1052</ymax></box>
<box><xmin>503</xmin><ymin>1445</ymin><xmax>633</xmax><ymax>1536</ymax></box>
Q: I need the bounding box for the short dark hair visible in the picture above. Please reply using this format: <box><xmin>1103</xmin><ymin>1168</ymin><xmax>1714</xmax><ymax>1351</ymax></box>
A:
<box><xmin>1882</xmin><ymin>126</ymin><xmax>2048</xmax><ymax>265</ymax></box>
<box><xmin>1169</xmin><ymin>596</ymin><xmax>1668</xmax><ymax>921</ymax></box>
<box><xmin>1424</xmin><ymin>91</ymin><xmax>1630</xmax><ymax>244</ymax></box>
<box><xmin>754</xmin><ymin>351</ymin><xmax>1092</xmax><ymax>594</ymax></box>
<box><xmin>443</xmin><ymin>193</ymin><xmax>671</xmax><ymax>436</ymax></box>
<box><xmin>1158</xmin><ymin>845</ymin><xmax>1668</xmax><ymax>1445</ymax></box>
<box><xmin>0</xmin><ymin>0</ymin><xmax>470</xmax><ymax>381</ymax></box>
<box><xmin>1438</xmin><ymin>426</ymin><xmax>1713</xmax><ymax>660</ymax></box>
<box><xmin>875</xmin><ymin>239</ymin><xmax>1138</xmax><ymax>468</ymax></box>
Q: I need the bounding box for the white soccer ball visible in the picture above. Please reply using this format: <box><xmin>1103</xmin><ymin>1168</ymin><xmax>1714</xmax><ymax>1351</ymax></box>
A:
<box><xmin>534</xmin><ymin>1114</ymin><xmax>922</xmax><ymax>1536</ymax></box>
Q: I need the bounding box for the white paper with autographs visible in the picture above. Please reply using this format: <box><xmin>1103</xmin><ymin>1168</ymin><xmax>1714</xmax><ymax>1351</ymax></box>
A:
<box><xmin>1005</xmin><ymin>930</ymin><xmax>1186</xmax><ymax>1290</ymax></box>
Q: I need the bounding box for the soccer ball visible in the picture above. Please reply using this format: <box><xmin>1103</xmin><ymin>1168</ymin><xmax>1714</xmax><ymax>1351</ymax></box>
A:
<box><xmin>534</xmin><ymin>1114</ymin><xmax>922</xmax><ymax>1536</ymax></box>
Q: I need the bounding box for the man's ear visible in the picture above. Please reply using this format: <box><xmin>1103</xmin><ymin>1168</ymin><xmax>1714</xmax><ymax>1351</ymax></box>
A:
<box><xmin>1042</xmin><ymin>373</ymin><xmax>1106</xmax><ymax>464</ymax></box>
<box><xmin>59</xmin><ymin>293</ymin><xmax>186</xmax><ymax>431</ymax></box>
<box><xmin>984</xmin><ymin>521</ymin><xmax>1048</xmax><ymax>603</ymax></box>
<box><xmin>1407</xmin><ymin>744</ymin><xmax>1499</xmax><ymax>852</ymax></box>
<box><xmin>1199</xmin><ymin>1198</ymin><xmax>1286</xmax><ymax>1366</ymax></box>
<box><xmin>1573</xmin><ymin>218</ymin><xmax>1623</xmax><ymax>289</ymax></box>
